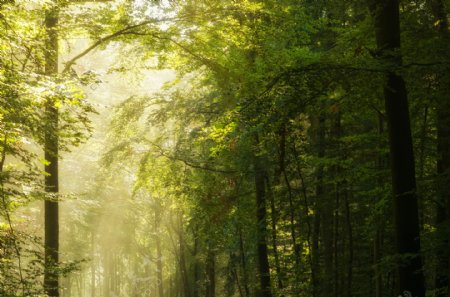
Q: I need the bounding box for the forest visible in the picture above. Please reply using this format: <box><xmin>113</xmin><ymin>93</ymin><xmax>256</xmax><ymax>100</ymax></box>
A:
<box><xmin>0</xmin><ymin>0</ymin><xmax>449</xmax><ymax>296</ymax></box>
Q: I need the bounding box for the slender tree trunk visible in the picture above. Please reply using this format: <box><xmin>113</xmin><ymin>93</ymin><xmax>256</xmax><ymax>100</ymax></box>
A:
<box><xmin>156</xmin><ymin>213</ymin><xmax>165</xmax><ymax>297</ymax></box>
<box><xmin>205</xmin><ymin>247</ymin><xmax>216</xmax><ymax>297</ymax></box>
<box><xmin>238</xmin><ymin>226</ymin><xmax>250</xmax><ymax>297</ymax></box>
<box><xmin>63</xmin><ymin>276</ymin><xmax>71</xmax><ymax>297</ymax></box>
<box><xmin>91</xmin><ymin>232</ymin><xmax>96</xmax><ymax>297</ymax></box>
<box><xmin>292</xmin><ymin>142</ymin><xmax>315</xmax><ymax>295</ymax></box>
<box><xmin>320</xmin><ymin>117</ymin><xmax>334</xmax><ymax>297</ymax></box>
<box><xmin>111</xmin><ymin>256</ymin><xmax>116</xmax><ymax>296</ymax></box>
<box><xmin>81</xmin><ymin>270</ymin><xmax>86</xmax><ymax>297</ymax></box>
<box><xmin>233</xmin><ymin>259</ymin><xmax>245</xmax><ymax>297</ymax></box>
<box><xmin>168</xmin><ymin>272</ymin><xmax>173</xmax><ymax>297</ymax></box>
<box><xmin>332</xmin><ymin>111</ymin><xmax>341</xmax><ymax>297</ymax></box>
<box><xmin>429</xmin><ymin>1</ymin><xmax>450</xmax><ymax>295</ymax></box>
<box><xmin>115</xmin><ymin>255</ymin><xmax>121</xmax><ymax>295</ymax></box>
<box><xmin>369</xmin><ymin>0</ymin><xmax>425</xmax><ymax>295</ymax></box>
<box><xmin>44</xmin><ymin>4</ymin><xmax>60</xmax><ymax>297</ymax></box>
<box><xmin>265</xmin><ymin>175</ymin><xmax>283</xmax><ymax>290</ymax></box>
<box><xmin>254</xmin><ymin>151</ymin><xmax>272</xmax><ymax>297</ymax></box>
<box><xmin>320</xmin><ymin>174</ymin><xmax>334</xmax><ymax>297</ymax></box>
<box><xmin>312</xmin><ymin>115</ymin><xmax>325</xmax><ymax>297</ymax></box>
<box><xmin>343</xmin><ymin>187</ymin><xmax>353</xmax><ymax>297</ymax></box>
<box><xmin>374</xmin><ymin>227</ymin><xmax>382</xmax><ymax>297</ymax></box>
<box><xmin>174</xmin><ymin>265</ymin><xmax>180</xmax><ymax>297</ymax></box>
<box><xmin>374</xmin><ymin>113</ymin><xmax>386</xmax><ymax>297</ymax></box>
<box><xmin>178</xmin><ymin>214</ymin><xmax>191</xmax><ymax>297</ymax></box>
<box><xmin>278</xmin><ymin>124</ymin><xmax>301</xmax><ymax>279</ymax></box>
<box><xmin>436</xmin><ymin>70</ymin><xmax>450</xmax><ymax>295</ymax></box>
<box><xmin>333</xmin><ymin>186</ymin><xmax>339</xmax><ymax>297</ymax></box>
<box><xmin>103</xmin><ymin>252</ymin><xmax>110</xmax><ymax>297</ymax></box>
<box><xmin>283</xmin><ymin>169</ymin><xmax>301</xmax><ymax>272</ymax></box>
<box><xmin>192</xmin><ymin>225</ymin><xmax>199</xmax><ymax>297</ymax></box>
<box><xmin>76</xmin><ymin>276</ymin><xmax>81</xmax><ymax>297</ymax></box>
<box><xmin>417</xmin><ymin>106</ymin><xmax>429</xmax><ymax>232</ymax></box>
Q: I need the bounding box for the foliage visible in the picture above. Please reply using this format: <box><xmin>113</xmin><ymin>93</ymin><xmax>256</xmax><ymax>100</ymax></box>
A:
<box><xmin>1</xmin><ymin>0</ymin><xmax>450</xmax><ymax>296</ymax></box>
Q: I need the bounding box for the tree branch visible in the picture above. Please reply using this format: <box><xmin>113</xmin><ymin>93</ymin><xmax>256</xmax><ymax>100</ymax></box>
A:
<box><xmin>144</xmin><ymin>139</ymin><xmax>237</xmax><ymax>174</ymax></box>
<box><xmin>62</xmin><ymin>20</ymin><xmax>159</xmax><ymax>74</ymax></box>
<box><xmin>262</xmin><ymin>60</ymin><xmax>450</xmax><ymax>95</ymax></box>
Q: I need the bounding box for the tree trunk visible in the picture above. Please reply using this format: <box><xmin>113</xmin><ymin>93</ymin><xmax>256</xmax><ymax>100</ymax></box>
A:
<box><xmin>254</xmin><ymin>152</ymin><xmax>273</xmax><ymax>297</ymax></box>
<box><xmin>63</xmin><ymin>276</ymin><xmax>71</xmax><ymax>297</ymax></box>
<box><xmin>417</xmin><ymin>106</ymin><xmax>429</xmax><ymax>232</ymax></box>
<box><xmin>44</xmin><ymin>4</ymin><xmax>60</xmax><ymax>297</ymax></box>
<box><xmin>238</xmin><ymin>226</ymin><xmax>250</xmax><ymax>297</ymax></box>
<box><xmin>319</xmin><ymin>116</ymin><xmax>333</xmax><ymax>297</ymax></box>
<box><xmin>332</xmin><ymin>111</ymin><xmax>341</xmax><ymax>297</ymax></box>
<box><xmin>277</xmin><ymin>123</ymin><xmax>301</xmax><ymax>281</ymax></box>
<box><xmin>374</xmin><ymin>113</ymin><xmax>385</xmax><ymax>297</ymax></box>
<box><xmin>292</xmin><ymin>142</ymin><xmax>315</xmax><ymax>296</ymax></box>
<box><xmin>369</xmin><ymin>0</ymin><xmax>425</xmax><ymax>295</ymax></box>
<box><xmin>205</xmin><ymin>247</ymin><xmax>216</xmax><ymax>297</ymax></box>
<box><xmin>265</xmin><ymin>175</ymin><xmax>283</xmax><ymax>290</ymax></box>
<box><xmin>343</xmin><ymin>188</ymin><xmax>353</xmax><ymax>297</ymax></box>
<box><xmin>91</xmin><ymin>232</ymin><xmax>96</xmax><ymax>297</ymax></box>
<box><xmin>311</xmin><ymin>115</ymin><xmax>325</xmax><ymax>297</ymax></box>
<box><xmin>178</xmin><ymin>214</ymin><xmax>191</xmax><ymax>297</ymax></box>
<box><xmin>192</xmin><ymin>225</ymin><xmax>200</xmax><ymax>297</ymax></box>
<box><xmin>429</xmin><ymin>1</ymin><xmax>450</xmax><ymax>296</ymax></box>
<box><xmin>283</xmin><ymin>169</ymin><xmax>301</xmax><ymax>276</ymax></box>
<box><xmin>156</xmin><ymin>213</ymin><xmax>164</xmax><ymax>297</ymax></box>
<box><xmin>332</xmin><ymin>185</ymin><xmax>339</xmax><ymax>297</ymax></box>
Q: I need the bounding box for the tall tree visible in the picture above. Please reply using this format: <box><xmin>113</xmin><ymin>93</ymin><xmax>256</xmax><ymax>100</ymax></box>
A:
<box><xmin>253</xmin><ymin>153</ymin><xmax>273</xmax><ymax>297</ymax></box>
<box><xmin>368</xmin><ymin>0</ymin><xmax>425</xmax><ymax>296</ymax></box>
<box><xmin>44</xmin><ymin>3</ymin><xmax>60</xmax><ymax>297</ymax></box>
<box><xmin>430</xmin><ymin>0</ymin><xmax>450</xmax><ymax>294</ymax></box>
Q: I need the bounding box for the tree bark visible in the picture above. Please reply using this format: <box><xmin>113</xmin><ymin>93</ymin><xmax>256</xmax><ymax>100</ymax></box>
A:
<box><xmin>254</xmin><ymin>153</ymin><xmax>273</xmax><ymax>297</ymax></box>
<box><xmin>332</xmin><ymin>111</ymin><xmax>341</xmax><ymax>297</ymax></box>
<box><xmin>265</xmin><ymin>175</ymin><xmax>283</xmax><ymax>290</ymax></box>
<box><xmin>343</xmin><ymin>188</ymin><xmax>353</xmax><ymax>297</ymax></box>
<box><xmin>238</xmin><ymin>226</ymin><xmax>250</xmax><ymax>297</ymax></box>
<box><xmin>155</xmin><ymin>212</ymin><xmax>164</xmax><ymax>297</ymax></box>
<box><xmin>368</xmin><ymin>0</ymin><xmax>425</xmax><ymax>295</ymax></box>
<box><xmin>429</xmin><ymin>1</ymin><xmax>450</xmax><ymax>296</ymax></box>
<box><xmin>103</xmin><ymin>252</ymin><xmax>110</xmax><ymax>297</ymax></box>
<box><xmin>178</xmin><ymin>214</ymin><xmax>191</xmax><ymax>297</ymax></box>
<box><xmin>311</xmin><ymin>115</ymin><xmax>325</xmax><ymax>297</ymax></box>
<box><xmin>192</xmin><ymin>225</ymin><xmax>200</xmax><ymax>297</ymax></box>
<box><xmin>205</xmin><ymin>247</ymin><xmax>216</xmax><ymax>297</ymax></box>
<box><xmin>44</xmin><ymin>4</ymin><xmax>60</xmax><ymax>297</ymax></box>
<box><xmin>91</xmin><ymin>232</ymin><xmax>96</xmax><ymax>297</ymax></box>
<box><xmin>374</xmin><ymin>113</ymin><xmax>386</xmax><ymax>297</ymax></box>
<box><xmin>292</xmin><ymin>142</ymin><xmax>315</xmax><ymax>296</ymax></box>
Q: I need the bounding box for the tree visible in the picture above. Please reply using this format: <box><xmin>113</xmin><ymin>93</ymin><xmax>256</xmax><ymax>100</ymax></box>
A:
<box><xmin>43</xmin><ymin>3</ymin><xmax>60</xmax><ymax>296</ymax></box>
<box><xmin>368</xmin><ymin>0</ymin><xmax>425</xmax><ymax>296</ymax></box>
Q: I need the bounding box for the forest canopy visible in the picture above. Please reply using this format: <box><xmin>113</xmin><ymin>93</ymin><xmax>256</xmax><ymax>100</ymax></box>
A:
<box><xmin>0</xmin><ymin>0</ymin><xmax>449</xmax><ymax>297</ymax></box>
